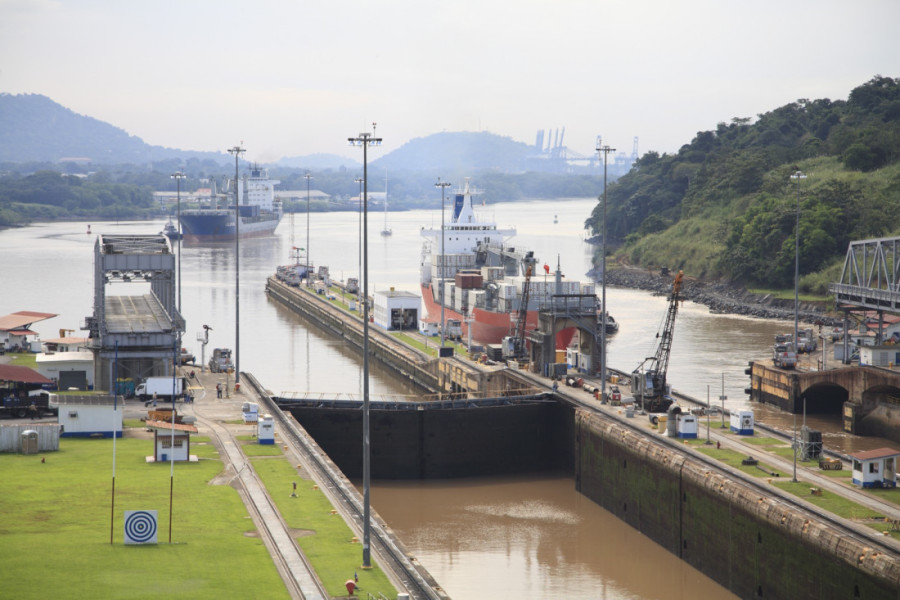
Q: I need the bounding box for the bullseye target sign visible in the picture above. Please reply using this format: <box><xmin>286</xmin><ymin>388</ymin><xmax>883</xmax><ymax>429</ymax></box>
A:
<box><xmin>124</xmin><ymin>510</ymin><xmax>158</xmax><ymax>544</ymax></box>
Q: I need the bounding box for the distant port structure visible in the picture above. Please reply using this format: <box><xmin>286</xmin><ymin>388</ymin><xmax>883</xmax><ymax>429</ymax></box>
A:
<box><xmin>530</xmin><ymin>128</ymin><xmax>637</xmax><ymax>175</ymax></box>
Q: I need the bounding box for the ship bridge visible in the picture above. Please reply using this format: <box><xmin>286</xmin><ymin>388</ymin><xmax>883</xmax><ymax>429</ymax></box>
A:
<box><xmin>84</xmin><ymin>234</ymin><xmax>185</xmax><ymax>392</ymax></box>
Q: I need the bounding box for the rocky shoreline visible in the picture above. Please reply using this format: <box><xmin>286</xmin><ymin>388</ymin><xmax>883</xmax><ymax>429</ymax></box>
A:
<box><xmin>597</xmin><ymin>265</ymin><xmax>841</xmax><ymax>326</ymax></box>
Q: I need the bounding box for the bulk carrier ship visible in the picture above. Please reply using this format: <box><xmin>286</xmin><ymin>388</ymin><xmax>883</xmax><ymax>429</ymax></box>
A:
<box><xmin>420</xmin><ymin>179</ymin><xmax>608</xmax><ymax>350</ymax></box>
<box><xmin>179</xmin><ymin>165</ymin><xmax>282</xmax><ymax>242</ymax></box>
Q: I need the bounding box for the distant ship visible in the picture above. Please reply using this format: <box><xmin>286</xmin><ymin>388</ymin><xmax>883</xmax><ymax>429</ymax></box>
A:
<box><xmin>160</xmin><ymin>218</ymin><xmax>182</xmax><ymax>240</ymax></box>
<box><xmin>420</xmin><ymin>178</ymin><xmax>607</xmax><ymax>349</ymax></box>
<box><xmin>179</xmin><ymin>165</ymin><xmax>282</xmax><ymax>242</ymax></box>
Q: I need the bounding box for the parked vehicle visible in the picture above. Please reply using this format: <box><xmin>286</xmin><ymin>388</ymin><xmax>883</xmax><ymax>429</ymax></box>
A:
<box><xmin>135</xmin><ymin>376</ymin><xmax>187</xmax><ymax>402</ymax></box>
<box><xmin>346</xmin><ymin>278</ymin><xmax>359</xmax><ymax>294</ymax></box>
<box><xmin>179</xmin><ymin>347</ymin><xmax>195</xmax><ymax>365</ymax></box>
<box><xmin>209</xmin><ymin>348</ymin><xmax>233</xmax><ymax>373</ymax></box>
<box><xmin>796</xmin><ymin>328</ymin><xmax>818</xmax><ymax>353</ymax></box>
<box><xmin>773</xmin><ymin>343</ymin><xmax>797</xmax><ymax>369</ymax></box>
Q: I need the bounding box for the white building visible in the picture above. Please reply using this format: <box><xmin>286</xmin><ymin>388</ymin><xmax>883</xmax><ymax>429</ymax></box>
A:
<box><xmin>54</xmin><ymin>395</ymin><xmax>122</xmax><ymax>438</ymax></box>
<box><xmin>147</xmin><ymin>420</ymin><xmax>198</xmax><ymax>462</ymax></box>
<box><xmin>849</xmin><ymin>447</ymin><xmax>899</xmax><ymax>488</ymax></box>
<box><xmin>374</xmin><ymin>289</ymin><xmax>419</xmax><ymax>331</ymax></box>
<box><xmin>36</xmin><ymin>351</ymin><xmax>94</xmax><ymax>390</ymax></box>
<box><xmin>730</xmin><ymin>410</ymin><xmax>754</xmax><ymax>435</ymax></box>
<box><xmin>858</xmin><ymin>345</ymin><xmax>900</xmax><ymax>368</ymax></box>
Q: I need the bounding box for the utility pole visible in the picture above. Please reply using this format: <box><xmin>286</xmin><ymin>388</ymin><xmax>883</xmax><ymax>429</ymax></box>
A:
<box><xmin>228</xmin><ymin>144</ymin><xmax>245</xmax><ymax>385</ymax></box>
<box><xmin>435</xmin><ymin>178</ymin><xmax>451</xmax><ymax>348</ymax></box>
<box><xmin>597</xmin><ymin>143</ymin><xmax>615</xmax><ymax>403</ymax></box>
<box><xmin>304</xmin><ymin>173</ymin><xmax>313</xmax><ymax>285</ymax></box>
<box><xmin>348</xmin><ymin>124</ymin><xmax>382</xmax><ymax>569</ymax></box>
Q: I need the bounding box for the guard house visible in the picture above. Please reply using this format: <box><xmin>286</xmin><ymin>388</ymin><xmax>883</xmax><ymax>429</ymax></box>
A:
<box><xmin>54</xmin><ymin>395</ymin><xmax>123</xmax><ymax>438</ymax></box>
<box><xmin>84</xmin><ymin>235</ymin><xmax>185</xmax><ymax>393</ymax></box>
<box><xmin>146</xmin><ymin>420</ymin><xmax>198</xmax><ymax>462</ymax></box>
<box><xmin>374</xmin><ymin>289</ymin><xmax>419</xmax><ymax>331</ymax></box>
<box><xmin>849</xmin><ymin>447</ymin><xmax>899</xmax><ymax>488</ymax></box>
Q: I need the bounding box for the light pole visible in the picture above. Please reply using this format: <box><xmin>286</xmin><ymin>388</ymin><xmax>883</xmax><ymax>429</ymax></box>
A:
<box><xmin>435</xmin><ymin>178</ymin><xmax>451</xmax><ymax>347</ymax></box>
<box><xmin>348</xmin><ymin>125</ymin><xmax>382</xmax><ymax>569</ymax></box>
<box><xmin>170</xmin><ymin>171</ymin><xmax>186</xmax><ymax>317</ymax></box>
<box><xmin>597</xmin><ymin>144</ymin><xmax>615</xmax><ymax>403</ymax></box>
<box><xmin>791</xmin><ymin>170</ymin><xmax>806</xmax><ymax>360</ymax></box>
<box><xmin>355</xmin><ymin>176</ymin><xmax>364</xmax><ymax>306</ymax></box>
<box><xmin>304</xmin><ymin>173</ymin><xmax>313</xmax><ymax>285</ymax></box>
<box><xmin>228</xmin><ymin>144</ymin><xmax>245</xmax><ymax>385</ymax></box>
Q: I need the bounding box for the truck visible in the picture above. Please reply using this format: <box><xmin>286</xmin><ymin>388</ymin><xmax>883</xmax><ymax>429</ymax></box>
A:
<box><xmin>135</xmin><ymin>376</ymin><xmax>187</xmax><ymax>403</ymax></box>
<box><xmin>773</xmin><ymin>343</ymin><xmax>797</xmax><ymax>369</ymax></box>
<box><xmin>209</xmin><ymin>348</ymin><xmax>233</xmax><ymax>373</ymax></box>
<box><xmin>346</xmin><ymin>277</ymin><xmax>359</xmax><ymax>294</ymax></box>
<box><xmin>444</xmin><ymin>318</ymin><xmax>463</xmax><ymax>341</ymax></box>
<box><xmin>0</xmin><ymin>390</ymin><xmax>54</xmax><ymax>418</ymax></box>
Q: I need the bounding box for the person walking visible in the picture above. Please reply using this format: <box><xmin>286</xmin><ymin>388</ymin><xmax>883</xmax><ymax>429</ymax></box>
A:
<box><xmin>216</xmin><ymin>382</ymin><xmax>222</xmax><ymax>398</ymax></box>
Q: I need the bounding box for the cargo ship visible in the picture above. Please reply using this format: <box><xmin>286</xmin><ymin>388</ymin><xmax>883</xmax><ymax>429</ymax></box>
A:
<box><xmin>179</xmin><ymin>165</ymin><xmax>282</xmax><ymax>242</ymax></box>
<box><xmin>420</xmin><ymin>179</ymin><xmax>604</xmax><ymax>350</ymax></box>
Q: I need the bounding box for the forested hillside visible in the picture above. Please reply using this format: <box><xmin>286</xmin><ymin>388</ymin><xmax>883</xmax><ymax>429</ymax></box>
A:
<box><xmin>586</xmin><ymin>76</ymin><xmax>900</xmax><ymax>293</ymax></box>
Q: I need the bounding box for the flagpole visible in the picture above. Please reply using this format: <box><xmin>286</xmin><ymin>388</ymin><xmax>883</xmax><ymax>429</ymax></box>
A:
<box><xmin>169</xmin><ymin>336</ymin><xmax>176</xmax><ymax>543</ymax></box>
<box><xmin>110</xmin><ymin>342</ymin><xmax>118</xmax><ymax>544</ymax></box>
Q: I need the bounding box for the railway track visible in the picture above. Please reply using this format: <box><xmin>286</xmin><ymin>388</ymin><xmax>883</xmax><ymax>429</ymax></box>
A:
<box><xmin>242</xmin><ymin>373</ymin><xmax>447</xmax><ymax>600</ymax></box>
<box><xmin>191</xmin><ymin>401</ymin><xmax>328</xmax><ymax>599</ymax></box>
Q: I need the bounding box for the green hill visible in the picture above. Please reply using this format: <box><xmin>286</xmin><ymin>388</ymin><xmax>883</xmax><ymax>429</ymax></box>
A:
<box><xmin>586</xmin><ymin>75</ymin><xmax>900</xmax><ymax>293</ymax></box>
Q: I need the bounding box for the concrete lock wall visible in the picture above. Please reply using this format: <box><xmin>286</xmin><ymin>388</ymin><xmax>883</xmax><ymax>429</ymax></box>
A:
<box><xmin>574</xmin><ymin>410</ymin><xmax>900</xmax><ymax>599</ymax></box>
<box><xmin>286</xmin><ymin>401</ymin><xmax>574</xmax><ymax>479</ymax></box>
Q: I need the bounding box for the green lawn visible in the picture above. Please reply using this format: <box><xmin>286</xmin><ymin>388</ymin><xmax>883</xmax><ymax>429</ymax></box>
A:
<box><xmin>251</xmin><ymin>458</ymin><xmax>397</xmax><ymax>598</ymax></box>
<box><xmin>0</xmin><ymin>435</ymin><xmax>288</xmax><ymax>599</ymax></box>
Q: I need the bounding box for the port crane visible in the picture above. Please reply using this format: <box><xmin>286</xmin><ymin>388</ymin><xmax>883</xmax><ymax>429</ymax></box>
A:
<box><xmin>631</xmin><ymin>270</ymin><xmax>684</xmax><ymax>412</ymax></box>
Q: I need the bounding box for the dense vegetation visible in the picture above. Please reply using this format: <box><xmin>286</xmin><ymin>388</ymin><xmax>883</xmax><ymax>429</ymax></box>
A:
<box><xmin>586</xmin><ymin>75</ymin><xmax>900</xmax><ymax>293</ymax></box>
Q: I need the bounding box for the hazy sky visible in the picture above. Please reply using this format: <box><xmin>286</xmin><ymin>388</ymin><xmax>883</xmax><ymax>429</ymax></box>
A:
<box><xmin>1</xmin><ymin>0</ymin><xmax>897</xmax><ymax>164</ymax></box>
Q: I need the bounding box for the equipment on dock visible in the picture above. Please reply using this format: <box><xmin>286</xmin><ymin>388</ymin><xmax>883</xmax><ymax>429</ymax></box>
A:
<box><xmin>631</xmin><ymin>270</ymin><xmax>684</xmax><ymax>413</ymax></box>
<box><xmin>209</xmin><ymin>347</ymin><xmax>233</xmax><ymax>373</ymax></box>
<box><xmin>504</xmin><ymin>251</ymin><xmax>536</xmax><ymax>360</ymax></box>
<box><xmin>772</xmin><ymin>342</ymin><xmax>797</xmax><ymax>368</ymax></box>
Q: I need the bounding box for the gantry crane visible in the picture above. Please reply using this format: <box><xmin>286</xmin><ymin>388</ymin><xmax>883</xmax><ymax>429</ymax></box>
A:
<box><xmin>632</xmin><ymin>270</ymin><xmax>684</xmax><ymax>412</ymax></box>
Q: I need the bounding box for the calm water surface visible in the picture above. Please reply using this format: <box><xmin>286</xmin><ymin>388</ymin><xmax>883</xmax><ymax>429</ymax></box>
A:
<box><xmin>0</xmin><ymin>197</ymin><xmax>885</xmax><ymax>599</ymax></box>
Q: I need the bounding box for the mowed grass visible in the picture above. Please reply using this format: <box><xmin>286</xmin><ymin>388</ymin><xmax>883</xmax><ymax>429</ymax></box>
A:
<box><xmin>0</xmin><ymin>436</ymin><xmax>288</xmax><ymax>600</ymax></box>
<box><xmin>251</xmin><ymin>457</ymin><xmax>397</xmax><ymax>598</ymax></box>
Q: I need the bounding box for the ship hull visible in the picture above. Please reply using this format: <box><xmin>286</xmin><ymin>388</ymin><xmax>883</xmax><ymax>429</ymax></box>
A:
<box><xmin>180</xmin><ymin>211</ymin><xmax>281</xmax><ymax>242</ymax></box>
<box><xmin>420</xmin><ymin>283</ymin><xmax>574</xmax><ymax>349</ymax></box>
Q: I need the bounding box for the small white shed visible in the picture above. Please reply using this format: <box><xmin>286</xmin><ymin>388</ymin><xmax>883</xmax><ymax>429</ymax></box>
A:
<box><xmin>730</xmin><ymin>410</ymin><xmax>755</xmax><ymax>435</ymax></box>
<box><xmin>146</xmin><ymin>420</ymin><xmax>199</xmax><ymax>462</ymax></box>
<box><xmin>258</xmin><ymin>414</ymin><xmax>275</xmax><ymax>445</ymax></box>
<box><xmin>54</xmin><ymin>395</ymin><xmax>123</xmax><ymax>438</ymax></box>
<box><xmin>849</xmin><ymin>447</ymin><xmax>899</xmax><ymax>488</ymax></box>
<box><xmin>374</xmin><ymin>289</ymin><xmax>419</xmax><ymax>331</ymax></box>
<box><xmin>858</xmin><ymin>345</ymin><xmax>900</xmax><ymax>368</ymax></box>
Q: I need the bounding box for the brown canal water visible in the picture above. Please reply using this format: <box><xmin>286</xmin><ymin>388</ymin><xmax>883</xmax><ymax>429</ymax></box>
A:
<box><xmin>2</xmin><ymin>199</ymin><xmax>891</xmax><ymax>598</ymax></box>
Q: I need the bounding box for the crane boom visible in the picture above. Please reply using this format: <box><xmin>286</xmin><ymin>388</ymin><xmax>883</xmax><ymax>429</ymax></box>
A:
<box><xmin>511</xmin><ymin>251</ymin><xmax>536</xmax><ymax>359</ymax></box>
<box><xmin>632</xmin><ymin>270</ymin><xmax>684</xmax><ymax>412</ymax></box>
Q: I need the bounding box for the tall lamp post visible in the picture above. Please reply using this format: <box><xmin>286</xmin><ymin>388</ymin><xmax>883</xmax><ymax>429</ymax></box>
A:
<box><xmin>228</xmin><ymin>144</ymin><xmax>245</xmax><ymax>385</ymax></box>
<box><xmin>597</xmin><ymin>144</ymin><xmax>615</xmax><ymax>403</ymax></box>
<box><xmin>348</xmin><ymin>125</ymin><xmax>382</xmax><ymax>569</ymax></box>
<box><xmin>304</xmin><ymin>173</ymin><xmax>313</xmax><ymax>285</ymax></box>
<box><xmin>170</xmin><ymin>171</ymin><xmax>186</xmax><ymax>317</ymax></box>
<box><xmin>435</xmin><ymin>178</ymin><xmax>451</xmax><ymax>347</ymax></box>
<box><xmin>355</xmin><ymin>176</ymin><xmax>364</xmax><ymax>306</ymax></box>
<box><xmin>791</xmin><ymin>170</ymin><xmax>807</xmax><ymax>355</ymax></box>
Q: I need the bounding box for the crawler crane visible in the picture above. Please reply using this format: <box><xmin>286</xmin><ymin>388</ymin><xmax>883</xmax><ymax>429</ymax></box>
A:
<box><xmin>631</xmin><ymin>270</ymin><xmax>684</xmax><ymax>413</ymax></box>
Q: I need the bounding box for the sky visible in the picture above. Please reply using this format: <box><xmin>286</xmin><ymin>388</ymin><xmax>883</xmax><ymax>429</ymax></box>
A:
<box><xmin>1</xmin><ymin>0</ymin><xmax>898</xmax><ymax>164</ymax></box>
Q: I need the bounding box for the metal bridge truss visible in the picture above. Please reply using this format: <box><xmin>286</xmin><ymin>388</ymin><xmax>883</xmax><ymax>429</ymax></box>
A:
<box><xmin>830</xmin><ymin>236</ymin><xmax>900</xmax><ymax>313</ymax></box>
